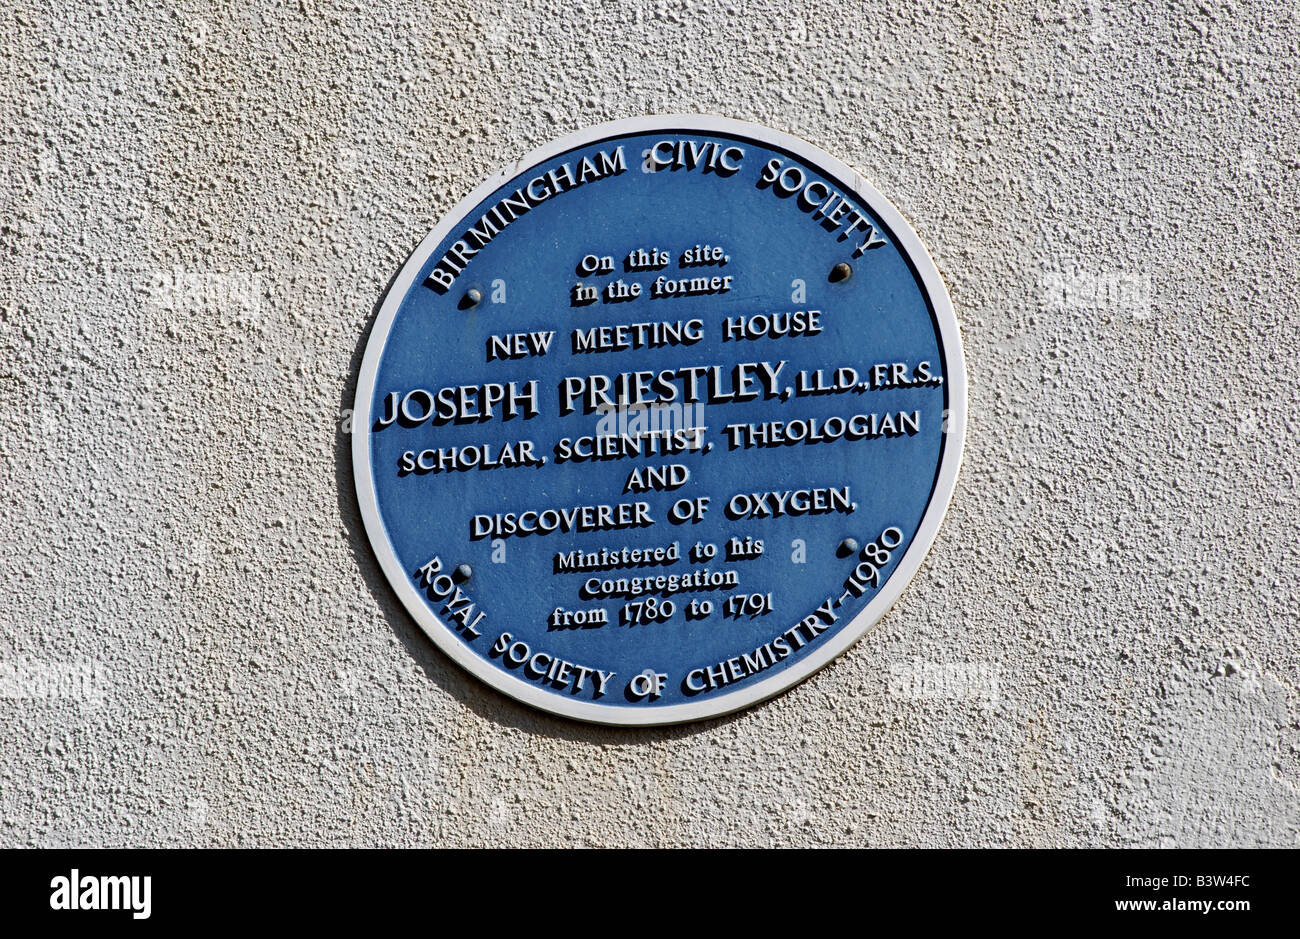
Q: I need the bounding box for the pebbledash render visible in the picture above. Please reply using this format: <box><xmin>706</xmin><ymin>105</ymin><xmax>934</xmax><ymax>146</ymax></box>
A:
<box><xmin>1</xmin><ymin>1</ymin><xmax>1296</xmax><ymax>847</ymax></box>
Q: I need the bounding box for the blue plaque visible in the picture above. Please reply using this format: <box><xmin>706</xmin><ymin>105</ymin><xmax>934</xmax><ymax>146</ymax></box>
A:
<box><xmin>353</xmin><ymin>116</ymin><xmax>966</xmax><ymax>725</ymax></box>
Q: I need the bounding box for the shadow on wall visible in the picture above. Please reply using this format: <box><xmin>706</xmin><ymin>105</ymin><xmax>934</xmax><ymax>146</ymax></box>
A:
<box><xmin>331</xmin><ymin>243</ymin><xmax>760</xmax><ymax>745</ymax></box>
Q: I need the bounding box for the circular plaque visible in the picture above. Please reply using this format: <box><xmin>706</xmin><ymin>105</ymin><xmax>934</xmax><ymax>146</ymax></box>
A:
<box><xmin>353</xmin><ymin>116</ymin><xmax>965</xmax><ymax>725</ymax></box>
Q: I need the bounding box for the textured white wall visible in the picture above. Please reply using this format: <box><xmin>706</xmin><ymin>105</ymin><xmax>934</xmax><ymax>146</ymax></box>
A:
<box><xmin>1</xmin><ymin>0</ymin><xmax>1296</xmax><ymax>847</ymax></box>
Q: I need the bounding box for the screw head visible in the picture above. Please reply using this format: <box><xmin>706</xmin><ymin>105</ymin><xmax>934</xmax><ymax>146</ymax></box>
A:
<box><xmin>464</xmin><ymin>287</ymin><xmax>483</xmax><ymax>306</ymax></box>
<box><xmin>837</xmin><ymin>538</ymin><xmax>860</xmax><ymax>557</ymax></box>
<box><xmin>829</xmin><ymin>262</ymin><xmax>852</xmax><ymax>283</ymax></box>
<box><xmin>453</xmin><ymin>563</ymin><xmax>473</xmax><ymax>583</ymax></box>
